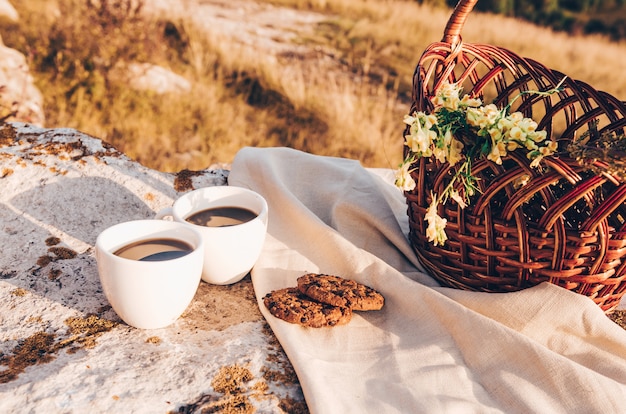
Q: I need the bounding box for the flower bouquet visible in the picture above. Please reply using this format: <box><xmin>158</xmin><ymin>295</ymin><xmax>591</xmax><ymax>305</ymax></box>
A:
<box><xmin>396</xmin><ymin>81</ymin><xmax>561</xmax><ymax>247</ymax></box>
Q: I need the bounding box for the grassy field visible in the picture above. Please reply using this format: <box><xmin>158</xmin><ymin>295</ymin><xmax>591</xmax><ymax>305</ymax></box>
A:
<box><xmin>3</xmin><ymin>0</ymin><xmax>626</xmax><ymax>172</ymax></box>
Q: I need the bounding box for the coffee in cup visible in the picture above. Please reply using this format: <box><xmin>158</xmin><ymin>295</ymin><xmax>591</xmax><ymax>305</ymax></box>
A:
<box><xmin>185</xmin><ymin>206</ymin><xmax>257</xmax><ymax>227</ymax></box>
<box><xmin>114</xmin><ymin>238</ymin><xmax>194</xmax><ymax>261</ymax></box>
<box><xmin>95</xmin><ymin>220</ymin><xmax>204</xmax><ymax>329</ymax></box>
<box><xmin>155</xmin><ymin>185</ymin><xmax>268</xmax><ymax>285</ymax></box>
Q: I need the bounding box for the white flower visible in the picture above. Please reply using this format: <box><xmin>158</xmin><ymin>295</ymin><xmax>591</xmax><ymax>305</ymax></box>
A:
<box><xmin>497</xmin><ymin>116</ymin><xmax>515</xmax><ymax>133</ymax></box>
<box><xmin>529</xmin><ymin>154</ymin><xmax>544</xmax><ymax>168</ymax></box>
<box><xmin>425</xmin><ymin>194</ymin><xmax>448</xmax><ymax>246</ymax></box>
<box><xmin>433</xmin><ymin>144</ymin><xmax>447</xmax><ymax>164</ymax></box>
<box><xmin>482</xmin><ymin>104</ymin><xmax>501</xmax><ymax>126</ymax></box>
<box><xmin>509</xmin><ymin>112</ymin><xmax>524</xmax><ymax>122</ymax></box>
<box><xmin>465</xmin><ymin>107</ymin><xmax>483</xmax><ymax>128</ymax></box>
<box><xmin>488</xmin><ymin>127</ymin><xmax>503</xmax><ymax>142</ymax></box>
<box><xmin>404</xmin><ymin>112</ymin><xmax>435</xmax><ymax>156</ymax></box>
<box><xmin>509</xmin><ymin>126</ymin><xmax>525</xmax><ymax>141</ymax></box>
<box><xmin>394</xmin><ymin>161</ymin><xmax>416</xmax><ymax>192</ymax></box>
<box><xmin>460</xmin><ymin>94</ymin><xmax>482</xmax><ymax>108</ymax></box>
<box><xmin>432</xmin><ymin>82</ymin><xmax>461</xmax><ymax>110</ymax></box>
<box><xmin>528</xmin><ymin>141</ymin><xmax>556</xmax><ymax>167</ymax></box>
<box><xmin>518</xmin><ymin>118</ymin><xmax>538</xmax><ymax>132</ymax></box>
<box><xmin>424</xmin><ymin>114</ymin><xmax>438</xmax><ymax>129</ymax></box>
<box><xmin>513</xmin><ymin>174</ymin><xmax>530</xmax><ymax>189</ymax></box>
<box><xmin>403</xmin><ymin>113</ymin><xmax>418</xmax><ymax>126</ymax></box>
<box><xmin>450</xmin><ymin>189</ymin><xmax>467</xmax><ymax>209</ymax></box>
<box><xmin>425</xmin><ymin>193</ymin><xmax>440</xmax><ymax>220</ymax></box>
<box><xmin>447</xmin><ymin>135</ymin><xmax>464</xmax><ymax>167</ymax></box>
<box><xmin>487</xmin><ymin>141</ymin><xmax>507</xmax><ymax>164</ymax></box>
<box><xmin>426</xmin><ymin>217</ymin><xmax>448</xmax><ymax>247</ymax></box>
<box><xmin>524</xmin><ymin>140</ymin><xmax>538</xmax><ymax>151</ymax></box>
<box><xmin>529</xmin><ymin>130</ymin><xmax>547</xmax><ymax>143</ymax></box>
<box><xmin>546</xmin><ymin>140</ymin><xmax>558</xmax><ymax>152</ymax></box>
<box><xmin>506</xmin><ymin>140</ymin><xmax>521</xmax><ymax>151</ymax></box>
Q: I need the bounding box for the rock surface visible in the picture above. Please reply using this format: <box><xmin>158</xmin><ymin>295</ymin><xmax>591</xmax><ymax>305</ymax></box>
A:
<box><xmin>0</xmin><ymin>122</ymin><xmax>307</xmax><ymax>413</ymax></box>
<box><xmin>0</xmin><ymin>36</ymin><xmax>45</xmax><ymax>127</ymax></box>
<box><xmin>110</xmin><ymin>62</ymin><xmax>192</xmax><ymax>95</ymax></box>
<box><xmin>0</xmin><ymin>1</ymin><xmax>42</xmax><ymax>125</ymax></box>
<box><xmin>0</xmin><ymin>0</ymin><xmax>17</xmax><ymax>22</ymax></box>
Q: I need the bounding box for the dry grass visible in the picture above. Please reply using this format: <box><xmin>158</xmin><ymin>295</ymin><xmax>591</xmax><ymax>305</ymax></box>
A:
<box><xmin>4</xmin><ymin>0</ymin><xmax>626</xmax><ymax>172</ymax></box>
<box><xmin>270</xmin><ymin>0</ymin><xmax>626</xmax><ymax>98</ymax></box>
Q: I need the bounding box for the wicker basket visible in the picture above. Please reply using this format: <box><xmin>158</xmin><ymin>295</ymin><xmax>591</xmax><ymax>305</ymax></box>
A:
<box><xmin>405</xmin><ymin>0</ymin><xmax>626</xmax><ymax>313</ymax></box>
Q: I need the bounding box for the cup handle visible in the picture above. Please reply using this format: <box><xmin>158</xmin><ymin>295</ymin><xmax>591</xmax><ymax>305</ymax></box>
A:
<box><xmin>155</xmin><ymin>207</ymin><xmax>173</xmax><ymax>220</ymax></box>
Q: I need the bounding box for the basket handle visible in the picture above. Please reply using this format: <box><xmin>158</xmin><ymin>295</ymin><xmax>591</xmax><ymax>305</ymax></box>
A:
<box><xmin>442</xmin><ymin>0</ymin><xmax>478</xmax><ymax>44</ymax></box>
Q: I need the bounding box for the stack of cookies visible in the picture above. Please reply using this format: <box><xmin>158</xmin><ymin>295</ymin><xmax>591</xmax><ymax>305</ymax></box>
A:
<box><xmin>263</xmin><ymin>273</ymin><xmax>385</xmax><ymax>328</ymax></box>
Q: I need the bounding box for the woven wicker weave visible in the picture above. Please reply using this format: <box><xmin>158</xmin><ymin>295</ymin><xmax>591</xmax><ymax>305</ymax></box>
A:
<box><xmin>405</xmin><ymin>0</ymin><xmax>626</xmax><ymax>313</ymax></box>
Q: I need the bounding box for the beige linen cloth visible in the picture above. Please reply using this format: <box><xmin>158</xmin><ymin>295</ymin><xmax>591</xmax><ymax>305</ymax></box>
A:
<box><xmin>228</xmin><ymin>147</ymin><xmax>626</xmax><ymax>414</ymax></box>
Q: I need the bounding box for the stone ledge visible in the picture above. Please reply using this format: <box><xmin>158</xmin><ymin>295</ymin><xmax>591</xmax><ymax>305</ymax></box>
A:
<box><xmin>0</xmin><ymin>122</ymin><xmax>306</xmax><ymax>413</ymax></box>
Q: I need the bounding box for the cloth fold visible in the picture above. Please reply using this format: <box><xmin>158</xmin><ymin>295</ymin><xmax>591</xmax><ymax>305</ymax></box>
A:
<box><xmin>229</xmin><ymin>147</ymin><xmax>626</xmax><ymax>414</ymax></box>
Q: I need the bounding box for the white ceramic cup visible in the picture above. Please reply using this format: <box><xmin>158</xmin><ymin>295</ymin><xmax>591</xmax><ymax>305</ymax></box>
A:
<box><xmin>95</xmin><ymin>220</ymin><xmax>204</xmax><ymax>329</ymax></box>
<box><xmin>155</xmin><ymin>186</ymin><xmax>268</xmax><ymax>285</ymax></box>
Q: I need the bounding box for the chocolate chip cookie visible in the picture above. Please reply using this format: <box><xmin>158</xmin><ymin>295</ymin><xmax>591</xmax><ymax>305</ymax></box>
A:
<box><xmin>263</xmin><ymin>287</ymin><xmax>352</xmax><ymax>328</ymax></box>
<box><xmin>297</xmin><ymin>273</ymin><xmax>384</xmax><ymax>311</ymax></box>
